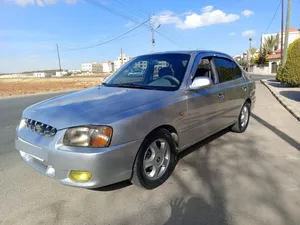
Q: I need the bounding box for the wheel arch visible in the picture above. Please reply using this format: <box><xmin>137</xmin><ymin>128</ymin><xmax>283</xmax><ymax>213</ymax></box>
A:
<box><xmin>130</xmin><ymin>124</ymin><xmax>179</xmax><ymax>188</ymax></box>
<box><xmin>147</xmin><ymin>124</ymin><xmax>179</xmax><ymax>148</ymax></box>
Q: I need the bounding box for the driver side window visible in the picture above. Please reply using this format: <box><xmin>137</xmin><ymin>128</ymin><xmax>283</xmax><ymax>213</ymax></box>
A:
<box><xmin>193</xmin><ymin>57</ymin><xmax>215</xmax><ymax>84</ymax></box>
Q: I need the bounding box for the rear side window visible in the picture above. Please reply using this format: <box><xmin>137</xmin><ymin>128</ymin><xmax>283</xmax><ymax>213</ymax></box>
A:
<box><xmin>214</xmin><ymin>57</ymin><xmax>241</xmax><ymax>82</ymax></box>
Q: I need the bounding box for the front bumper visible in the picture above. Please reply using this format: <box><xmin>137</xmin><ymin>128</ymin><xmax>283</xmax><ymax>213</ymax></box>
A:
<box><xmin>15</xmin><ymin>127</ymin><xmax>143</xmax><ymax>188</ymax></box>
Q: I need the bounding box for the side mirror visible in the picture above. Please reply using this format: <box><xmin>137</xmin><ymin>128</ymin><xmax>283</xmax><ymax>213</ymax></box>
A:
<box><xmin>189</xmin><ymin>77</ymin><xmax>213</xmax><ymax>90</ymax></box>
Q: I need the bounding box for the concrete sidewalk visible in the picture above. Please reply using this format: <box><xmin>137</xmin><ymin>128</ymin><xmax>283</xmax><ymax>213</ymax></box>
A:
<box><xmin>261</xmin><ymin>79</ymin><xmax>300</xmax><ymax>121</ymax></box>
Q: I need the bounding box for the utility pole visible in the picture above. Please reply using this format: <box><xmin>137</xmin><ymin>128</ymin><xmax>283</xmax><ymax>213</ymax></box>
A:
<box><xmin>281</xmin><ymin>0</ymin><xmax>284</xmax><ymax>60</ymax></box>
<box><xmin>150</xmin><ymin>13</ymin><xmax>155</xmax><ymax>52</ymax></box>
<box><xmin>282</xmin><ymin>0</ymin><xmax>292</xmax><ymax>67</ymax></box>
<box><xmin>120</xmin><ymin>48</ymin><xmax>123</xmax><ymax>66</ymax></box>
<box><xmin>149</xmin><ymin>14</ymin><xmax>161</xmax><ymax>52</ymax></box>
<box><xmin>56</xmin><ymin>44</ymin><xmax>62</xmax><ymax>76</ymax></box>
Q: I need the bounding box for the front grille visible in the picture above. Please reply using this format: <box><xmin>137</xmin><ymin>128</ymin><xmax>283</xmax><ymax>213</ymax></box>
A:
<box><xmin>25</xmin><ymin>119</ymin><xmax>57</xmax><ymax>137</ymax></box>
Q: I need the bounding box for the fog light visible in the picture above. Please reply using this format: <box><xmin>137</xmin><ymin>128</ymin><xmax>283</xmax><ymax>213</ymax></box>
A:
<box><xmin>69</xmin><ymin>171</ymin><xmax>92</xmax><ymax>182</ymax></box>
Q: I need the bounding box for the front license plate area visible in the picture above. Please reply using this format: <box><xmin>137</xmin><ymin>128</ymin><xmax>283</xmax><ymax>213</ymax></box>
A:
<box><xmin>15</xmin><ymin>138</ymin><xmax>48</xmax><ymax>161</ymax></box>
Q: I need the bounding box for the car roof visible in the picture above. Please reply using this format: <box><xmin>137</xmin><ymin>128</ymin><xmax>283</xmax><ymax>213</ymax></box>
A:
<box><xmin>141</xmin><ymin>50</ymin><xmax>233</xmax><ymax>59</ymax></box>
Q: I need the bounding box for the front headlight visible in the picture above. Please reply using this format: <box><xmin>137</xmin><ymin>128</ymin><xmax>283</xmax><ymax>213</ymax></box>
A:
<box><xmin>63</xmin><ymin>126</ymin><xmax>113</xmax><ymax>147</ymax></box>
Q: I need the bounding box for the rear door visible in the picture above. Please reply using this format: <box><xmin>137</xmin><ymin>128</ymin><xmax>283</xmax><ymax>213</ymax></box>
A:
<box><xmin>213</xmin><ymin>56</ymin><xmax>247</xmax><ymax>125</ymax></box>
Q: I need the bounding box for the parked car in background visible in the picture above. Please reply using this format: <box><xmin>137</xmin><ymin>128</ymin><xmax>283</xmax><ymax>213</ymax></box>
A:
<box><xmin>128</xmin><ymin>71</ymin><xmax>143</xmax><ymax>77</ymax></box>
<box><xmin>15</xmin><ymin>51</ymin><xmax>256</xmax><ymax>190</ymax></box>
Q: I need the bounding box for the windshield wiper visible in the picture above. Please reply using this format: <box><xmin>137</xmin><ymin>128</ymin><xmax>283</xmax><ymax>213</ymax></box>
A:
<box><xmin>113</xmin><ymin>83</ymin><xmax>151</xmax><ymax>89</ymax></box>
<box><xmin>101</xmin><ymin>82</ymin><xmax>110</xmax><ymax>86</ymax></box>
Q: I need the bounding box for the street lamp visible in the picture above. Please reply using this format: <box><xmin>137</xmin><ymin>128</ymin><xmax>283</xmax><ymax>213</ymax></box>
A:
<box><xmin>248</xmin><ymin>38</ymin><xmax>253</xmax><ymax>71</ymax></box>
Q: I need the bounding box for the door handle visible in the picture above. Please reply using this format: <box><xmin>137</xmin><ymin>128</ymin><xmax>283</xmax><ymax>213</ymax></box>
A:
<box><xmin>218</xmin><ymin>93</ymin><xmax>224</xmax><ymax>99</ymax></box>
<box><xmin>243</xmin><ymin>86</ymin><xmax>247</xmax><ymax>91</ymax></box>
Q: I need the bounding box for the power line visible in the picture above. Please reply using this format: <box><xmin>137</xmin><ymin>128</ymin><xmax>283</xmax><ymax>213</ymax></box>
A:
<box><xmin>158</xmin><ymin>26</ymin><xmax>190</xmax><ymax>48</ymax></box>
<box><xmin>264</xmin><ymin>0</ymin><xmax>282</xmax><ymax>34</ymax></box>
<box><xmin>114</xmin><ymin>30</ymin><xmax>145</xmax><ymax>40</ymax></box>
<box><xmin>111</xmin><ymin>0</ymin><xmax>147</xmax><ymax>19</ymax></box>
<box><xmin>155</xmin><ymin>30</ymin><xmax>186</xmax><ymax>48</ymax></box>
<box><xmin>84</xmin><ymin>0</ymin><xmax>142</xmax><ymax>23</ymax></box>
<box><xmin>83</xmin><ymin>0</ymin><xmax>187</xmax><ymax>49</ymax></box>
<box><xmin>115</xmin><ymin>1</ymin><xmax>188</xmax><ymax>48</ymax></box>
<box><xmin>125</xmin><ymin>0</ymin><xmax>149</xmax><ymax>15</ymax></box>
<box><xmin>59</xmin><ymin>19</ymin><xmax>149</xmax><ymax>51</ymax></box>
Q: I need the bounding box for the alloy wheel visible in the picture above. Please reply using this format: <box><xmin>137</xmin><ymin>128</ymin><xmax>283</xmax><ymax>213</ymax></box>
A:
<box><xmin>143</xmin><ymin>138</ymin><xmax>171</xmax><ymax>180</ymax></box>
<box><xmin>240</xmin><ymin>105</ymin><xmax>249</xmax><ymax>127</ymax></box>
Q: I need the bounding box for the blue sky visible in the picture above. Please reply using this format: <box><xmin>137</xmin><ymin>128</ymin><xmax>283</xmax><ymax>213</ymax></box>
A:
<box><xmin>1</xmin><ymin>0</ymin><xmax>300</xmax><ymax>73</ymax></box>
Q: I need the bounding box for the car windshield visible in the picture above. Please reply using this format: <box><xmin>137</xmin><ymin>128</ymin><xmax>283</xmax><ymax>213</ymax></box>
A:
<box><xmin>103</xmin><ymin>53</ymin><xmax>191</xmax><ymax>91</ymax></box>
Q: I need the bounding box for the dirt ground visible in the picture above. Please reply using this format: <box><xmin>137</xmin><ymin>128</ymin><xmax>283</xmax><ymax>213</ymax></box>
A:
<box><xmin>0</xmin><ymin>77</ymin><xmax>105</xmax><ymax>97</ymax></box>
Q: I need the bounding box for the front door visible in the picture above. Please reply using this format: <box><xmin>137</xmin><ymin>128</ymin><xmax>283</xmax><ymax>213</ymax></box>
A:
<box><xmin>179</xmin><ymin>54</ymin><xmax>226</xmax><ymax>149</ymax></box>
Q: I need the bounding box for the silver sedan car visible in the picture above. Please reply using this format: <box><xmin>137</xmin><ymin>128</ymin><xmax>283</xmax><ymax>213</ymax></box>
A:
<box><xmin>15</xmin><ymin>51</ymin><xmax>255</xmax><ymax>189</ymax></box>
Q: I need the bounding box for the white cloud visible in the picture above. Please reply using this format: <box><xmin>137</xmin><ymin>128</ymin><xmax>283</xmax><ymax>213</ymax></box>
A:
<box><xmin>242</xmin><ymin>9</ymin><xmax>254</xmax><ymax>17</ymax></box>
<box><xmin>242</xmin><ymin>29</ymin><xmax>255</xmax><ymax>37</ymax></box>
<box><xmin>153</xmin><ymin>11</ymin><xmax>182</xmax><ymax>26</ymax></box>
<box><xmin>154</xmin><ymin>6</ymin><xmax>240</xmax><ymax>30</ymax></box>
<box><xmin>229</xmin><ymin>32</ymin><xmax>236</xmax><ymax>36</ymax></box>
<box><xmin>7</xmin><ymin>0</ymin><xmax>77</xmax><ymax>6</ymax></box>
<box><xmin>124</xmin><ymin>21</ymin><xmax>134</xmax><ymax>27</ymax></box>
<box><xmin>180</xmin><ymin>10</ymin><xmax>193</xmax><ymax>16</ymax></box>
<box><xmin>202</xmin><ymin>5</ymin><xmax>214</xmax><ymax>13</ymax></box>
<box><xmin>36</xmin><ymin>0</ymin><xmax>44</xmax><ymax>6</ymax></box>
<box><xmin>8</xmin><ymin>0</ymin><xmax>34</xmax><ymax>6</ymax></box>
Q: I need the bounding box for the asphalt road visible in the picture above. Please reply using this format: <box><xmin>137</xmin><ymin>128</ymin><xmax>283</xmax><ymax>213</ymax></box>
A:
<box><xmin>1</xmin><ymin>82</ymin><xmax>300</xmax><ymax>225</ymax></box>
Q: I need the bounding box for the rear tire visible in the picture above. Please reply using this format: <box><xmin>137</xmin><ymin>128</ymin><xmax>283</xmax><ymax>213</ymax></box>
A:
<box><xmin>131</xmin><ymin>128</ymin><xmax>177</xmax><ymax>189</ymax></box>
<box><xmin>231</xmin><ymin>102</ymin><xmax>251</xmax><ymax>133</ymax></box>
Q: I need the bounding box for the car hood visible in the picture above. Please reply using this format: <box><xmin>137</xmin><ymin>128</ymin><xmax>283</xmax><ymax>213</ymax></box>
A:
<box><xmin>23</xmin><ymin>86</ymin><xmax>172</xmax><ymax>129</ymax></box>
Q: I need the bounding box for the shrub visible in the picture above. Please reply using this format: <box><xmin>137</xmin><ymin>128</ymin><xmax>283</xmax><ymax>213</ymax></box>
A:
<box><xmin>276</xmin><ymin>62</ymin><xmax>283</xmax><ymax>81</ymax></box>
<box><xmin>64</xmin><ymin>72</ymin><xmax>72</xmax><ymax>76</ymax></box>
<box><xmin>281</xmin><ymin>38</ymin><xmax>300</xmax><ymax>87</ymax></box>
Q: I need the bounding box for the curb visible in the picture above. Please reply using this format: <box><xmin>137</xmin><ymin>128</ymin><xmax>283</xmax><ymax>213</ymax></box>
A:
<box><xmin>260</xmin><ymin>80</ymin><xmax>300</xmax><ymax>122</ymax></box>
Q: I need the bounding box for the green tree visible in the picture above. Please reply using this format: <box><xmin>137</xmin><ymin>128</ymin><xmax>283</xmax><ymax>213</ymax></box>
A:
<box><xmin>257</xmin><ymin>34</ymin><xmax>279</xmax><ymax>65</ymax></box>
<box><xmin>249</xmin><ymin>47</ymin><xmax>257</xmax><ymax>65</ymax></box>
<box><xmin>262</xmin><ymin>34</ymin><xmax>279</xmax><ymax>55</ymax></box>
<box><xmin>255</xmin><ymin>53</ymin><xmax>269</xmax><ymax>65</ymax></box>
<box><xmin>250</xmin><ymin>47</ymin><xmax>257</xmax><ymax>56</ymax></box>
<box><xmin>281</xmin><ymin>38</ymin><xmax>300</xmax><ymax>87</ymax></box>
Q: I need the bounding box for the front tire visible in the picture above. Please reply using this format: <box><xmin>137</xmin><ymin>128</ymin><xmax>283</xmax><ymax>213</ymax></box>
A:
<box><xmin>131</xmin><ymin>128</ymin><xmax>177</xmax><ymax>189</ymax></box>
<box><xmin>231</xmin><ymin>101</ymin><xmax>251</xmax><ymax>133</ymax></box>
